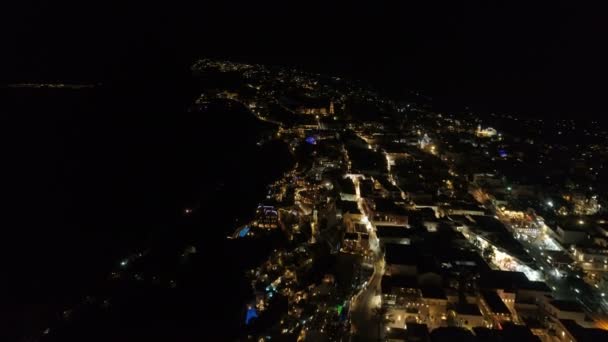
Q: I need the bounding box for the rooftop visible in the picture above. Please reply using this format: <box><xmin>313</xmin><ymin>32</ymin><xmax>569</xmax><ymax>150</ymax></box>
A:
<box><xmin>501</xmin><ymin>323</ymin><xmax>541</xmax><ymax>342</ymax></box>
<box><xmin>336</xmin><ymin>200</ymin><xmax>361</xmax><ymax>214</ymax></box>
<box><xmin>373</xmin><ymin>198</ymin><xmax>409</xmax><ymax>215</ymax></box>
<box><xmin>559</xmin><ymin>319</ymin><xmax>608</xmax><ymax>341</ymax></box>
<box><xmin>557</xmin><ymin>217</ymin><xmax>596</xmax><ymax>232</ymax></box>
<box><xmin>455</xmin><ymin>303</ymin><xmax>482</xmax><ymax>316</ymax></box>
<box><xmin>445</xmin><ymin>201</ymin><xmax>486</xmax><ymax>212</ymax></box>
<box><xmin>338</xmin><ymin>177</ymin><xmax>356</xmax><ymax>195</ymax></box>
<box><xmin>385</xmin><ymin>244</ymin><xmax>419</xmax><ymax>266</ymax></box>
<box><xmin>420</xmin><ymin>286</ymin><xmax>447</xmax><ymax>300</ymax></box>
<box><xmin>418</xmin><ymin>255</ymin><xmax>441</xmax><ymax>275</ymax></box>
<box><xmin>550</xmin><ymin>299</ymin><xmax>585</xmax><ymax>313</ymax></box>
<box><xmin>470</xmin><ymin>215</ymin><xmax>510</xmax><ymax>234</ymax></box>
<box><xmin>473</xmin><ymin>324</ymin><xmax>541</xmax><ymax>342</ymax></box>
<box><xmin>386</xmin><ymin>323</ymin><xmax>430</xmax><ymax>341</ymax></box>
<box><xmin>481</xmin><ymin>290</ymin><xmax>511</xmax><ymax>314</ymax></box>
<box><xmin>478</xmin><ymin>270</ymin><xmax>551</xmax><ymax>293</ymax></box>
<box><xmin>520</xmin><ymin>281</ymin><xmax>552</xmax><ymax>293</ymax></box>
<box><xmin>376</xmin><ymin>176</ymin><xmax>401</xmax><ymax>193</ymax></box>
<box><xmin>376</xmin><ymin>226</ymin><xmax>413</xmax><ymax>239</ymax></box>
<box><xmin>430</xmin><ymin>327</ymin><xmax>476</xmax><ymax>342</ymax></box>
<box><xmin>479</xmin><ymin>270</ymin><xmax>528</xmax><ymax>291</ymax></box>
<box><xmin>381</xmin><ymin>275</ymin><xmax>418</xmax><ymax>293</ymax></box>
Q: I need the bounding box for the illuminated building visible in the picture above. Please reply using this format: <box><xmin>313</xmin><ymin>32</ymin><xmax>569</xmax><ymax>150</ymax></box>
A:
<box><xmin>555</xmin><ymin>224</ymin><xmax>588</xmax><ymax>245</ymax></box>
<box><xmin>571</xmin><ymin>194</ymin><xmax>601</xmax><ymax>215</ymax></box>
<box><xmin>340</xmin><ymin>232</ymin><xmax>369</xmax><ymax>254</ymax></box>
<box><xmin>479</xmin><ymin>290</ymin><xmax>512</xmax><ymax>325</ymax></box>
<box><xmin>439</xmin><ymin>203</ymin><xmax>486</xmax><ymax>217</ymax></box>
<box><xmin>375</xmin><ymin>177</ymin><xmax>403</xmax><ymax>200</ymax></box>
<box><xmin>554</xmin><ymin>319</ymin><xmax>608</xmax><ymax>341</ymax></box>
<box><xmin>370</xmin><ymin>198</ymin><xmax>409</xmax><ymax>227</ymax></box>
<box><xmin>452</xmin><ymin>304</ymin><xmax>485</xmax><ymax>330</ymax></box>
<box><xmin>418</xmin><ymin>133</ymin><xmax>431</xmax><ymax>149</ymax></box>
<box><xmin>253</xmin><ymin>205</ymin><xmax>279</xmax><ymax>229</ymax></box>
<box><xmin>542</xmin><ymin>300</ymin><xmax>586</xmax><ymax>323</ymax></box>
<box><xmin>337</xmin><ymin>177</ymin><xmax>357</xmax><ymax>202</ymax></box>
<box><xmin>384</xmin><ymin>244</ymin><xmax>420</xmax><ymax>276</ymax></box>
<box><xmin>571</xmin><ymin>246</ymin><xmax>608</xmax><ymax>271</ymax></box>
<box><xmin>385</xmin><ymin>324</ymin><xmax>430</xmax><ymax>342</ymax></box>
<box><xmin>376</xmin><ymin>225</ymin><xmax>412</xmax><ymax>247</ymax></box>
<box><xmin>476</xmin><ymin>125</ymin><xmax>498</xmax><ymax>138</ymax></box>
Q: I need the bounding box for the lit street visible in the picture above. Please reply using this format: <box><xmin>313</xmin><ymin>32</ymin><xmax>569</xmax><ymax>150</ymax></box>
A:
<box><xmin>350</xmin><ymin>254</ymin><xmax>384</xmax><ymax>342</ymax></box>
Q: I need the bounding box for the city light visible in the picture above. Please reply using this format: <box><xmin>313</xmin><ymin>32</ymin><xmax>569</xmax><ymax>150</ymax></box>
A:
<box><xmin>361</xmin><ymin>215</ymin><xmax>369</xmax><ymax>225</ymax></box>
<box><xmin>82</xmin><ymin>58</ymin><xmax>608</xmax><ymax>341</ymax></box>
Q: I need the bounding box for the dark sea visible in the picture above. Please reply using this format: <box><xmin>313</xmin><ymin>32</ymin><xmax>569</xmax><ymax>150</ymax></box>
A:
<box><xmin>2</xmin><ymin>67</ymin><xmax>293</xmax><ymax>340</ymax></box>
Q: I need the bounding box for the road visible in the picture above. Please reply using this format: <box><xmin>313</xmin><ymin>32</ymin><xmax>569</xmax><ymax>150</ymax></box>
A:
<box><xmin>350</xmin><ymin>256</ymin><xmax>384</xmax><ymax>342</ymax></box>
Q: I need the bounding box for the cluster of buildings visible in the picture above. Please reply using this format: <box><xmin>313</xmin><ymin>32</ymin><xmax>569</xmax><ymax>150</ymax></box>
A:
<box><xmin>192</xmin><ymin>59</ymin><xmax>608</xmax><ymax>341</ymax></box>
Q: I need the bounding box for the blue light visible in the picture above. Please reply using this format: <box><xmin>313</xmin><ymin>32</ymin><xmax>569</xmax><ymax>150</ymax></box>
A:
<box><xmin>498</xmin><ymin>149</ymin><xmax>507</xmax><ymax>158</ymax></box>
<box><xmin>245</xmin><ymin>307</ymin><xmax>258</xmax><ymax>325</ymax></box>
<box><xmin>305</xmin><ymin>136</ymin><xmax>317</xmax><ymax>145</ymax></box>
<box><xmin>238</xmin><ymin>226</ymin><xmax>250</xmax><ymax>238</ymax></box>
<box><xmin>339</xmin><ymin>302</ymin><xmax>349</xmax><ymax>321</ymax></box>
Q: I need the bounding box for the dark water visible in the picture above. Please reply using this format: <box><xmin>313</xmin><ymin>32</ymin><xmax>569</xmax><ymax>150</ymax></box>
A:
<box><xmin>2</xmin><ymin>79</ymin><xmax>293</xmax><ymax>340</ymax></box>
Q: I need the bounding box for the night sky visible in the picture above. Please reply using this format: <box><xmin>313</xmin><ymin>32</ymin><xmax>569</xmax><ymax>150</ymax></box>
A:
<box><xmin>3</xmin><ymin>1</ymin><xmax>607</xmax><ymax>119</ymax></box>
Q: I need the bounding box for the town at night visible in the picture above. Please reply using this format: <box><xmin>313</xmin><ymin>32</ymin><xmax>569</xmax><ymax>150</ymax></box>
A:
<box><xmin>4</xmin><ymin>2</ymin><xmax>608</xmax><ymax>341</ymax></box>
